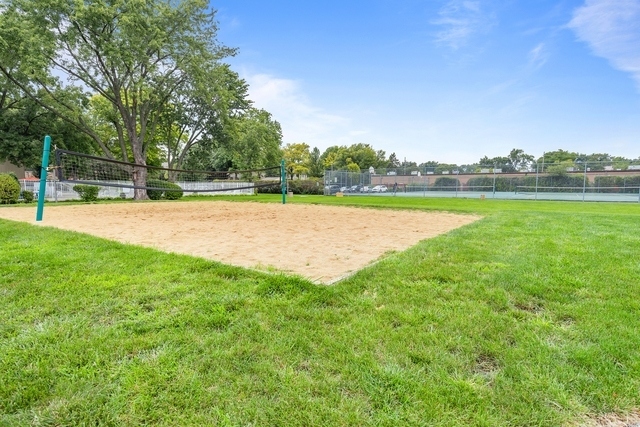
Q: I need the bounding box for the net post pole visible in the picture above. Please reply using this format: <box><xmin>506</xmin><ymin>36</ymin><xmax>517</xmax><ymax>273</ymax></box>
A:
<box><xmin>281</xmin><ymin>159</ymin><xmax>286</xmax><ymax>204</ymax></box>
<box><xmin>36</xmin><ymin>135</ymin><xmax>51</xmax><ymax>222</ymax></box>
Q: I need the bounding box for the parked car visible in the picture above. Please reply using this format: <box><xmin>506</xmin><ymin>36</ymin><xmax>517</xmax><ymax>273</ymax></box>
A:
<box><xmin>325</xmin><ymin>185</ymin><xmax>340</xmax><ymax>195</ymax></box>
<box><xmin>371</xmin><ymin>185</ymin><xmax>388</xmax><ymax>193</ymax></box>
<box><xmin>360</xmin><ymin>186</ymin><xmax>370</xmax><ymax>193</ymax></box>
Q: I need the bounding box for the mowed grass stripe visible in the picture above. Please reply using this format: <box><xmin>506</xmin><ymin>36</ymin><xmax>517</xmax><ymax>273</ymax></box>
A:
<box><xmin>1</xmin><ymin>199</ymin><xmax>639</xmax><ymax>426</ymax></box>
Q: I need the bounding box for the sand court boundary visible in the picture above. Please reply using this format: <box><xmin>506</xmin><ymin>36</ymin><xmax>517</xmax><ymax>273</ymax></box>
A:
<box><xmin>0</xmin><ymin>201</ymin><xmax>481</xmax><ymax>283</ymax></box>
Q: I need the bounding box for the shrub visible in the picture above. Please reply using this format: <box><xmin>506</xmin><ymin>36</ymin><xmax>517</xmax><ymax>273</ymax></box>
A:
<box><xmin>8</xmin><ymin>172</ymin><xmax>19</xmax><ymax>184</ymax></box>
<box><xmin>433</xmin><ymin>177</ymin><xmax>460</xmax><ymax>189</ymax></box>
<box><xmin>146</xmin><ymin>179</ymin><xmax>183</xmax><ymax>200</ymax></box>
<box><xmin>466</xmin><ymin>177</ymin><xmax>494</xmax><ymax>191</ymax></box>
<box><xmin>73</xmin><ymin>184</ymin><xmax>100</xmax><ymax>202</ymax></box>
<box><xmin>146</xmin><ymin>179</ymin><xmax>166</xmax><ymax>200</ymax></box>
<box><xmin>255</xmin><ymin>180</ymin><xmax>282</xmax><ymax>194</ymax></box>
<box><xmin>22</xmin><ymin>190</ymin><xmax>34</xmax><ymax>203</ymax></box>
<box><xmin>0</xmin><ymin>173</ymin><xmax>21</xmax><ymax>204</ymax></box>
<box><xmin>163</xmin><ymin>182</ymin><xmax>184</xmax><ymax>200</ymax></box>
<box><xmin>287</xmin><ymin>178</ymin><xmax>323</xmax><ymax>195</ymax></box>
<box><xmin>255</xmin><ymin>178</ymin><xmax>324</xmax><ymax>195</ymax></box>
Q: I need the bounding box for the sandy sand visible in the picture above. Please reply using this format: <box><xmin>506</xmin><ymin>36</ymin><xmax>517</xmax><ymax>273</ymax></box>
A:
<box><xmin>0</xmin><ymin>201</ymin><xmax>480</xmax><ymax>283</ymax></box>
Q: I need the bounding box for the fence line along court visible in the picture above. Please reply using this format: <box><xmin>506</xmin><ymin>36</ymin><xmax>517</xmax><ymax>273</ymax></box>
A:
<box><xmin>0</xmin><ymin>201</ymin><xmax>480</xmax><ymax>283</ymax></box>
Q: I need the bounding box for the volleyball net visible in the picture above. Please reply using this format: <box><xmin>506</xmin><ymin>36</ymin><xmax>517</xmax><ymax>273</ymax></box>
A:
<box><xmin>54</xmin><ymin>149</ymin><xmax>283</xmax><ymax>195</ymax></box>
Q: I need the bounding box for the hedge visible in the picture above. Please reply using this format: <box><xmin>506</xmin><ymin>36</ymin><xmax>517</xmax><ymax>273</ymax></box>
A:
<box><xmin>256</xmin><ymin>178</ymin><xmax>323</xmax><ymax>195</ymax></box>
<box><xmin>146</xmin><ymin>179</ymin><xmax>184</xmax><ymax>200</ymax></box>
<box><xmin>73</xmin><ymin>185</ymin><xmax>100</xmax><ymax>202</ymax></box>
<box><xmin>0</xmin><ymin>174</ymin><xmax>20</xmax><ymax>204</ymax></box>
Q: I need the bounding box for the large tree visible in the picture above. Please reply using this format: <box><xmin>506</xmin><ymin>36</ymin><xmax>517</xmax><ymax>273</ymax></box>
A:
<box><xmin>179</xmin><ymin>107</ymin><xmax>283</xmax><ymax>178</ymax></box>
<box><xmin>225</xmin><ymin>108</ymin><xmax>282</xmax><ymax>172</ymax></box>
<box><xmin>0</xmin><ymin>82</ymin><xmax>96</xmax><ymax>172</ymax></box>
<box><xmin>507</xmin><ymin>148</ymin><xmax>534</xmax><ymax>172</ymax></box>
<box><xmin>283</xmin><ymin>143</ymin><xmax>310</xmax><ymax>179</ymax></box>
<box><xmin>319</xmin><ymin>143</ymin><xmax>387</xmax><ymax>171</ymax></box>
<box><xmin>0</xmin><ymin>0</ymin><xmax>233</xmax><ymax>199</ymax></box>
<box><xmin>160</xmin><ymin>64</ymin><xmax>252</xmax><ymax>177</ymax></box>
<box><xmin>308</xmin><ymin>147</ymin><xmax>323</xmax><ymax>177</ymax></box>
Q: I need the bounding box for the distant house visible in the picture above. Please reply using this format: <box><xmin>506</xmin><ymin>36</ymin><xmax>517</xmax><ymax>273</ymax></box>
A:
<box><xmin>0</xmin><ymin>161</ymin><xmax>25</xmax><ymax>178</ymax></box>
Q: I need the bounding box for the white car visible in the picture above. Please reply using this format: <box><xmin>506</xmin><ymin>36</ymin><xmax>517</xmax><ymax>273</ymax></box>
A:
<box><xmin>371</xmin><ymin>185</ymin><xmax>388</xmax><ymax>193</ymax></box>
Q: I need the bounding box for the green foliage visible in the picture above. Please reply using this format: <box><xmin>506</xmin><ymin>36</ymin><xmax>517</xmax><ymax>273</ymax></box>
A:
<box><xmin>539</xmin><ymin>149</ymin><xmax>581</xmax><ymax>165</ymax></box>
<box><xmin>466</xmin><ymin>177</ymin><xmax>522</xmax><ymax>192</ymax></box>
<box><xmin>594</xmin><ymin>176</ymin><xmax>640</xmax><ymax>193</ymax></box>
<box><xmin>346</xmin><ymin>162</ymin><xmax>361</xmax><ymax>172</ymax></box>
<box><xmin>0</xmin><ymin>89</ymin><xmax>97</xmax><ymax>170</ymax></box>
<box><xmin>288</xmin><ymin>178</ymin><xmax>323</xmax><ymax>195</ymax></box>
<box><xmin>146</xmin><ymin>179</ymin><xmax>167</xmax><ymax>200</ymax></box>
<box><xmin>283</xmin><ymin>142</ymin><xmax>311</xmax><ymax>179</ymax></box>
<box><xmin>255</xmin><ymin>178</ymin><xmax>323</xmax><ymax>195</ymax></box>
<box><xmin>0</xmin><ymin>173</ymin><xmax>20</xmax><ymax>203</ymax></box>
<box><xmin>163</xmin><ymin>182</ymin><xmax>184</xmax><ymax>200</ymax></box>
<box><xmin>21</xmin><ymin>190</ymin><xmax>33</xmax><ymax>203</ymax></box>
<box><xmin>466</xmin><ymin>176</ymin><xmax>494</xmax><ymax>191</ymax></box>
<box><xmin>147</xmin><ymin>179</ymin><xmax>184</xmax><ymax>200</ymax></box>
<box><xmin>228</xmin><ymin>108</ymin><xmax>282</xmax><ymax>171</ymax></box>
<box><xmin>0</xmin><ymin>0</ymin><xmax>236</xmax><ymax>199</ymax></box>
<box><xmin>254</xmin><ymin>180</ymin><xmax>282</xmax><ymax>194</ymax></box>
<box><xmin>72</xmin><ymin>185</ymin><xmax>100</xmax><ymax>202</ymax></box>
<box><xmin>433</xmin><ymin>177</ymin><xmax>459</xmax><ymax>188</ymax></box>
<box><xmin>320</xmin><ymin>143</ymin><xmax>387</xmax><ymax>171</ymax></box>
<box><xmin>546</xmin><ymin>162</ymin><xmax>572</xmax><ymax>177</ymax></box>
<box><xmin>308</xmin><ymin>147</ymin><xmax>323</xmax><ymax>177</ymax></box>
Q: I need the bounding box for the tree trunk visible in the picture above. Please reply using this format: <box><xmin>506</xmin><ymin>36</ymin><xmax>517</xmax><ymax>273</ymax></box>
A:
<box><xmin>131</xmin><ymin>139</ymin><xmax>148</xmax><ymax>200</ymax></box>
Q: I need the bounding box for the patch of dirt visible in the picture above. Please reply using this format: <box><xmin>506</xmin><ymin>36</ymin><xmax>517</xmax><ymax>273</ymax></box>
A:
<box><xmin>579</xmin><ymin>410</ymin><xmax>640</xmax><ymax>427</ymax></box>
<box><xmin>0</xmin><ymin>201</ymin><xmax>480</xmax><ymax>283</ymax></box>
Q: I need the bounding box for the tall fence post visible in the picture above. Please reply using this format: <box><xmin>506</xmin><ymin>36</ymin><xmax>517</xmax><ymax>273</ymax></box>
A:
<box><xmin>534</xmin><ymin>161</ymin><xmax>539</xmax><ymax>200</ymax></box>
<box><xmin>281</xmin><ymin>159</ymin><xmax>286</xmax><ymax>204</ymax></box>
<box><xmin>36</xmin><ymin>135</ymin><xmax>51</xmax><ymax>222</ymax></box>
<box><xmin>455</xmin><ymin>171</ymin><xmax>458</xmax><ymax>198</ymax></box>
<box><xmin>492</xmin><ymin>164</ymin><xmax>496</xmax><ymax>198</ymax></box>
<box><xmin>582</xmin><ymin>162</ymin><xmax>587</xmax><ymax>202</ymax></box>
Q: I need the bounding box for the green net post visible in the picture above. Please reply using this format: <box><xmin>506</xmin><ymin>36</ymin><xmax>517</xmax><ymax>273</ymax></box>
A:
<box><xmin>281</xmin><ymin>159</ymin><xmax>286</xmax><ymax>204</ymax></box>
<box><xmin>36</xmin><ymin>135</ymin><xmax>51</xmax><ymax>222</ymax></box>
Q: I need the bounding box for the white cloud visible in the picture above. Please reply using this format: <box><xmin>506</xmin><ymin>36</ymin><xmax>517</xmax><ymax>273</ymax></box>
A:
<box><xmin>568</xmin><ymin>0</ymin><xmax>640</xmax><ymax>88</ymax></box>
<box><xmin>432</xmin><ymin>0</ymin><xmax>496</xmax><ymax>49</ymax></box>
<box><xmin>243</xmin><ymin>73</ymin><xmax>352</xmax><ymax>148</ymax></box>
<box><xmin>528</xmin><ymin>42</ymin><xmax>548</xmax><ymax>69</ymax></box>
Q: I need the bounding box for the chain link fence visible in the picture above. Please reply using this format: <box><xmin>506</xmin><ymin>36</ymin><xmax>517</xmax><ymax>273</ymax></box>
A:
<box><xmin>324</xmin><ymin>162</ymin><xmax>640</xmax><ymax>202</ymax></box>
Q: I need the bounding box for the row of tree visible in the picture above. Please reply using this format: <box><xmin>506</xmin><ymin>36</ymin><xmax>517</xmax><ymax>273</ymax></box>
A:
<box><xmin>282</xmin><ymin>145</ymin><xmax>640</xmax><ymax>179</ymax></box>
<box><xmin>0</xmin><ymin>0</ymin><xmax>283</xmax><ymax>197</ymax></box>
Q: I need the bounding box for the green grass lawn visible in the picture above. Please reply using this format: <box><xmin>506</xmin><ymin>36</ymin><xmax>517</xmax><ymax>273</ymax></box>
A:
<box><xmin>1</xmin><ymin>196</ymin><xmax>639</xmax><ymax>426</ymax></box>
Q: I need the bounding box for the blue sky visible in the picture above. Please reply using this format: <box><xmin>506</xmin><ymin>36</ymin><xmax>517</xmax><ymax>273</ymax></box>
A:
<box><xmin>212</xmin><ymin>0</ymin><xmax>640</xmax><ymax>164</ymax></box>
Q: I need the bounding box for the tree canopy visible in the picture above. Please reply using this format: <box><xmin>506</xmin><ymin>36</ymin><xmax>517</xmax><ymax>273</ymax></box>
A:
<box><xmin>0</xmin><ymin>0</ymin><xmax>236</xmax><ymax>198</ymax></box>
